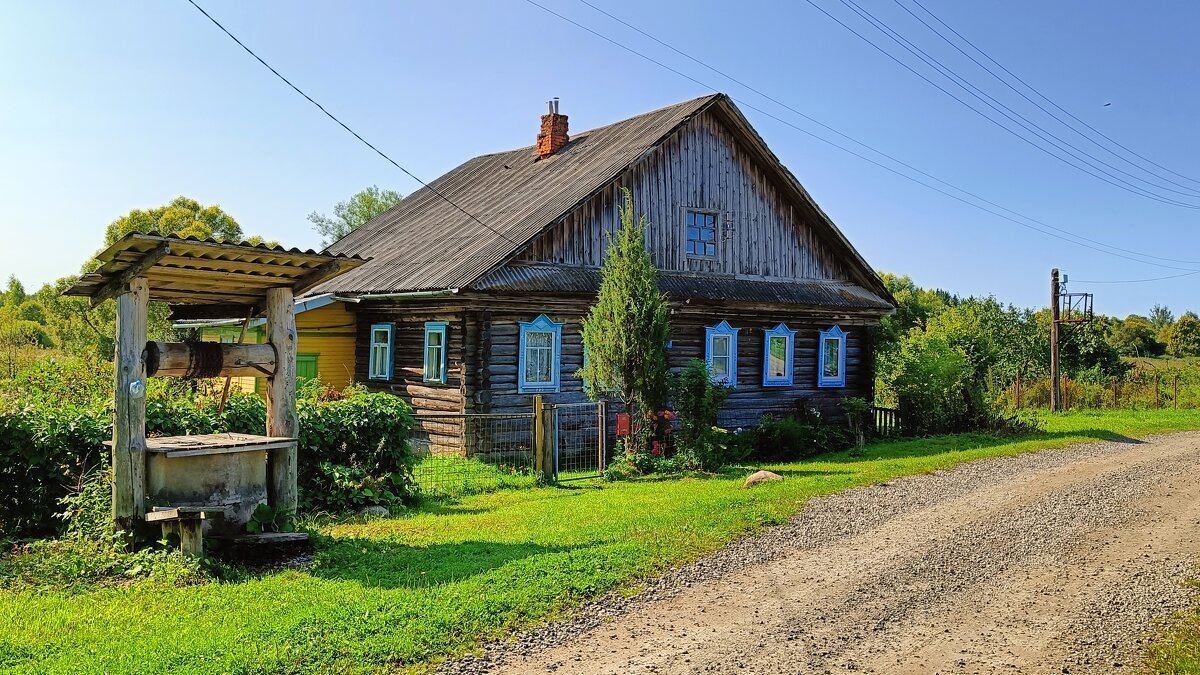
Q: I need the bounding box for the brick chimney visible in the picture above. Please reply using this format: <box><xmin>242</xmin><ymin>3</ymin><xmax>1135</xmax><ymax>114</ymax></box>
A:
<box><xmin>536</xmin><ymin>98</ymin><xmax>569</xmax><ymax>159</ymax></box>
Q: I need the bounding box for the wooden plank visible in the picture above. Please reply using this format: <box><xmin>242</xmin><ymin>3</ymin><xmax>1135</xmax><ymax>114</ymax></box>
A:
<box><xmin>91</xmin><ymin>243</ymin><xmax>169</xmax><ymax>307</ymax></box>
<box><xmin>291</xmin><ymin>258</ymin><xmax>346</xmax><ymax>296</ymax></box>
<box><xmin>265</xmin><ymin>286</ymin><xmax>298</xmax><ymax>514</ymax></box>
<box><xmin>145</xmin><ymin>506</ymin><xmax>227</xmax><ymax>522</ymax></box>
<box><xmin>113</xmin><ymin>277</ymin><xmax>148</xmax><ymax>531</ymax></box>
<box><xmin>169</xmin><ymin>303</ymin><xmax>258</xmax><ymax>321</ymax></box>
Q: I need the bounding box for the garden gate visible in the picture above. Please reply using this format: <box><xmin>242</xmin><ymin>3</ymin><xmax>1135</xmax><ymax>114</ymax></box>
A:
<box><xmin>547</xmin><ymin>401</ymin><xmax>607</xmax><ymax>481</ymax></box>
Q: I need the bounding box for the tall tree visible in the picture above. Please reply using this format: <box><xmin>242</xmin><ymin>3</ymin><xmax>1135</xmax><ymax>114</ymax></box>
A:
<box><xmin>308</xmin><ymin>185</ymin><xmax>402</xmax><ymax>247</ymax></box>
<box><xmin>102</xmin><ymin>196</ymin><xmax>247</xmax><ymax>249</ymax></box>
<box><xmin>578</xmin><ymin>189</ymin><xmax>670</xmax><ymax>439</ymax></box>
<box><xmin>1149</xmin><ymin>304</ymin><xmax>1174</xmax><ymax>332</ymax></box>
<box><xmin>1166</xmin><ymin>312</ymin><xmax>1200</xmax><ymax>357</ymax></box>
<box><xmin>1109</xmin><ymin>315</ymin><xmax>1163</xmax><ymax>357</ymax></box>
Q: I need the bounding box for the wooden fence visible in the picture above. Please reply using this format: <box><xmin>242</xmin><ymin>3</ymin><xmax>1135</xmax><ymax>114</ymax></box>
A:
<box><xmin>872</xmin><ymin>406</ymin><xmax>902</xmax><ymax>437</ymax></box>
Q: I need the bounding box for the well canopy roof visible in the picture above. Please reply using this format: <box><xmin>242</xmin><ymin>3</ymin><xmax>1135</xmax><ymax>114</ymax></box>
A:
<box><xmin>65</xmin><ymin>233</ymin><xmax>366</xmax><ymax>313</ymax></box>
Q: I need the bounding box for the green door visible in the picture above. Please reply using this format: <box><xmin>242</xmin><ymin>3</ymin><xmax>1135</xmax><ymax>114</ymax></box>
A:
<box><xmin>297</xmin><ymin>354</ymin><xmax>319</xmax><ymax>382</ymax></box>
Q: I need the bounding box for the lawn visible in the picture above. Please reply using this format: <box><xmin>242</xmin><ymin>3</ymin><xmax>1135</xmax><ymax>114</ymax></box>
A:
<box><xmin>2</xmin><ymin>409</ymin><xmax>1199</xmax><ymax>674</ymax></box>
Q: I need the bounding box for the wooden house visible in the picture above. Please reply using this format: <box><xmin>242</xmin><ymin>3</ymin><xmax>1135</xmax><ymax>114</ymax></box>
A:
<box><xmin>176</xmin><ymin>294</ymin><xmax>357</xmax><ymax>392</ymax></box>
<box><xmin>306</xmin><ymin>93</ymin><xmax>895</xmax><ymax>428</ymax></box>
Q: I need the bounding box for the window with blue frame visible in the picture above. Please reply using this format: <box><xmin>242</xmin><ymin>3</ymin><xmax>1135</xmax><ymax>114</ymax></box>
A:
<box><xmin>368</xmin><ymin>323</ymin><xmax>394</xmax><ymax>380</ymax></box>
<box><xmin>423</xmin><ymin>321</ymin><xmax>448</xmax><ymax>384</ymax></box>
<box><xmin>818</xmin><ymin>325</ymin><xmax>847</xmax><ymax>387</ymax></box>
<box><xmin>686</xmin><ymin>210</ymin><xmax>719</xmax><ymax>258</ymax></box>
<box><xmin>519</xmin><ymin>314</ymin><xmax>563</xmax><ymax>393</ymax></box>
<box><xmin>705</xmin><ymin>320</ymin><xmax>739</xmax><ymax>386</ymax></box>
<box><xmin>762</xmin><ymin>323</ymin><xmax>796</xmax><ymax>386</ymax></box>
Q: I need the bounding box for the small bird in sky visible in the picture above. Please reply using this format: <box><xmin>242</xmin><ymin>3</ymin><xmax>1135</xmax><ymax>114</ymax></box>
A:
<box><xmin>1103</xmin><ymin>102</ymin><xmax>1112</xmax><ymax>107</ymax></box>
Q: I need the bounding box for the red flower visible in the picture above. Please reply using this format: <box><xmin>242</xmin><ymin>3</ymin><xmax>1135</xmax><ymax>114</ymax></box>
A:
<box><xmin>651</xmin><ymin>440</ymin><xmax>663</xmax><ymax>455</ymax></box>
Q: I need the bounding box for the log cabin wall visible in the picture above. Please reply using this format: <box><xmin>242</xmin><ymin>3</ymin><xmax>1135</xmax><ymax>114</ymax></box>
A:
<box><xmin>353</xmin><ymin>299</ymin><xmax>470</xmax><ymax>453</ymax></box>
<box><xmin>466</xmin><ymin>294</ymin><xmax>876</xmax><ymax>423</ymax></box>
<box><xmin>518</xmin><ymin>109</ymin><xmax>850</xmax><ymax>282</ymax></box>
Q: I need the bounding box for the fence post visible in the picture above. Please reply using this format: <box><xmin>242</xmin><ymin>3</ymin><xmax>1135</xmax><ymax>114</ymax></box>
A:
<box><xmin>1015</xmin><ymin>376</ymin><xmax>1022</xmax><ymax>410</ymax></box>
<box><xmin>1156</xmin><ymin>374</ymin><xmax>1162</xmax><ymax>409</ymax></box>
<box><xmin>533</xmin><ymin>395</ymin><xmax>546</xmax><ymax>479</ymax></box>
<box><xmin>1112</xmin><ymin>378</ymin><xmax>1119</xmax><ymax>409</ymax></box>
<box><xmin>1063</xmin><ymin>376</ymin><xmax>1070</xmax><ymax>411</ymax></box>
<box><xmin>597</xmin><ymin>400</ymin><xmax>606</xmax><ymax>476</ymax></box>
<box><xmin>1175</xmin><ymin>375</ymin><xmax>1180</xmax><ymax>410</ymax></box>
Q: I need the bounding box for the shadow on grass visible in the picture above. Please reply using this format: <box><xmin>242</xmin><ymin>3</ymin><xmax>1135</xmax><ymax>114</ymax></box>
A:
<box><xmin>308</xmin><ymin>535</ymin><xmax>581</xmax><ymax>589</ymax></box>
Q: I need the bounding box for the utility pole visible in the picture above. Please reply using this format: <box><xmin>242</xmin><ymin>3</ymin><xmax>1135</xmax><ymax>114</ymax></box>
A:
<box><xmin>1050</xmin><ymin>268</ymin><xmax>1061</xmax><ymax>412</ymax></box>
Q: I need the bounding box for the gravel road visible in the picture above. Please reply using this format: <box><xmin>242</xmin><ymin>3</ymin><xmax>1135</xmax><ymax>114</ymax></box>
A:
<box><xmin>443</xmin><ymin>432</ymin><xmax>1200</xmax><ymax>675</ymax></box>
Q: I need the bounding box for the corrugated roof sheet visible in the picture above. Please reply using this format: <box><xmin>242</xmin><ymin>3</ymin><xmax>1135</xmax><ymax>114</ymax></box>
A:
<box><xmin>65</xmin><ymin>233</ymin><xmax>365</xmax><ymax>306</ymax></box>
<box><xmin>314</xmin><ymin>95</ymin><xmax>722</xmax><ymax>295</ymax></box>
<box><xmin>473</xmin><ymin>265</ymin><xmax>894</xmax><ymax>311</ymax></box>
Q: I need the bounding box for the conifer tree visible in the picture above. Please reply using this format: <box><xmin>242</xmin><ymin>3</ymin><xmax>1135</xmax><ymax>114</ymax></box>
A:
<box><xmin>578</xmin><ymin>189</ymin><xmax>670</xmax><ymax>440</ymax></box>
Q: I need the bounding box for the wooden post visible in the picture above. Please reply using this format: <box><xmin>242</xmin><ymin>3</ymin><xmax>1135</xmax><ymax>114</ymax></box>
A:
<box><xmin>597</xmin><ymin>400</ymin><xmax>607</xmax><ymax>475</ymax></box>
<box><xmin>1156</xmin><ymin>374</ymin><xmax>1161</xmax><ymax>409</ymax></box>
<box><xmin>532</xmin><ymin>395</ymin><xmax>551</xmax><ymax>481</ymax></box>
<box><xmin>1063</xmin><ymin>376</ymin><xmax>1070</xmax><ymax>411</ymax></box>
<box><xmin>1175</xmin><ymin>375</ymin><xmax>1180</xmax><ymax>409</ymax></box>
<box><xmin>1014</xmin><ymin>374</ymin><xmax>1022</xmax><ymax>410</ymax></box>
<box><xmin>265</xmin><ymin>287</ymin><xmax>298</xmax><ymax>514</ymax></box>
<box><xmin>113</xmin><ymin>277</ymin><xmax>148</xmax><ymax>531</ymax></box>
<box><xmin>1050</xmin><ymin>268</ymin><xmax>1062</xmax><ymax>413</ymax></box>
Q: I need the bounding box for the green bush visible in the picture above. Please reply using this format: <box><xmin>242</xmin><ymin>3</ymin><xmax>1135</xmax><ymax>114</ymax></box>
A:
<box><xmin>0</xmin><ymin>356</ymin><xmax>417</xmax><ymax>538</ymax></box>
<box><xmin>671</xmin><ymin>359</ymin><xmax>735</xmax><ymax>469</ymax></box>
<box><xmin>296</xmin><ymin>382</ymin><xmax>417</xmax><ymax>512</ymax></box>
<box><xmin>731</xmin><ymin>411</ymin><xmax>849</xmax><ymax>462</ymax></box>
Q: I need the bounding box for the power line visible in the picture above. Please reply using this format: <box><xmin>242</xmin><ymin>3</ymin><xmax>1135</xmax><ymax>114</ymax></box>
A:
<box><xmin>901</xmin><ymin>0</ymin><xmax>1200</xmax><ymax>190</ymax></box>
<box><xmin>808</xmin><ymin>0</ymin><xmax>1200</xmax><ymax>209</ymax></box>
<box><xmin>182</xmin><ymin>0</ymin><xmax>521</xmax><ymax>248</ymax></box>
<box><xmin>841</xmin><ymin>0</ymin><xmax>1200</xmax><ymax>202</ymax></box>
<box><xmin>1072</xmin><ymin>270</ymin><xmax>1200</xmax><ymax>284</ymax></box>
<box><xmin>534</xmin><ymin>0</ymin><xmax>1200</xmax><ymax>270</ymax></box>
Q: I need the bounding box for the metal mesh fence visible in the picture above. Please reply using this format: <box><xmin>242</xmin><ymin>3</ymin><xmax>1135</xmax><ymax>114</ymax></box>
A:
<box><xmin>551</xmin><ymin>403</ymin><xmax>605</xmax><ymax>480</ymax></box>
<box><xmin>409</xmin><ymin>413</ymin><xmax>537</xmax><ymax>498</ymax></box>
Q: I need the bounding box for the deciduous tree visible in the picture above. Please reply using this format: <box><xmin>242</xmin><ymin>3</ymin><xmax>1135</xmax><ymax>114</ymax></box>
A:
<box><xmin>308</xmin><ymin>185</ymin><xmax>402</xmax><ymax>247</ymax></box>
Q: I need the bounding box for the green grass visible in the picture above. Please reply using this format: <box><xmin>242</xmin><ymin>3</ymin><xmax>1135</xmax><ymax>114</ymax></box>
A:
<box><xmin>412</xmin><ymin>454</ymin><xmax>538</xmax><ymax>499</ymax></box>
<box><xmin>1147</xmin><ymin>580</ymin><xmax>1200</xmax><ymax>674</ymax></box>
<box><xmin>3</xmin><ymin>409</ymin><xmax>1200</xmax><ymax>674</ymax></box>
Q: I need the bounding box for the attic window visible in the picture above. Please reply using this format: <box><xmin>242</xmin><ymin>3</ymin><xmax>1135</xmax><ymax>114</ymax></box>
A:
<box><xmin>686</xmin><ymin>210</ymin><xmax>718</xmax><ymax>258</ymax></box>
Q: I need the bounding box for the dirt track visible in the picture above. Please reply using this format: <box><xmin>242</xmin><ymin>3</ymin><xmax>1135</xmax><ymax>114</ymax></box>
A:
<box><xmin>454</xmin><ymin>433</ymin><xmax>1200</xmax><ymax>674</ymax></box>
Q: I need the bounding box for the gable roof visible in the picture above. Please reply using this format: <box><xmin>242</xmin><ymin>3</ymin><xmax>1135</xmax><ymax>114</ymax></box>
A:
<box><xmin>315</xmin><ymin>93</ymin><xmax>892</xmax><ymax>305</ymax></box>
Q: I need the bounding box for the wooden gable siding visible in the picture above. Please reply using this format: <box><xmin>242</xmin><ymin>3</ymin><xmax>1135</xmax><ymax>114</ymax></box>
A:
<box><xmin>517</xmin><ymin>110</ymin><xmax>849</xmax><ymax>282</ymax></box>
<box><xmin>199</xmin><ymin>303</ymin><xmax>357</xmax><ymax>393</ymax></box>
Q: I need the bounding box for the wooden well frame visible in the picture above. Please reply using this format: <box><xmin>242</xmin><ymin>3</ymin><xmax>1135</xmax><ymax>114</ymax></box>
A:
<box><xmin>66</xmin><ymin>233</ymin><xmax>364</xmax><ymax>532</ymax></box>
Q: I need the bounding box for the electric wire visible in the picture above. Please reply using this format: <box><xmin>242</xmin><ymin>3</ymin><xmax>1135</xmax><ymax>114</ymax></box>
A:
<box><xmin>809</xmin><ymin>0</ymin><xmax>1200</xmax><ymax>209</ymax></box>
<box><xmin>1071</xmin><ymin>271</ymin><xmax>1200</xmax><ymax>284</ymax></box>
<box><xmin>571</xmin><ymin>0</ymin><xmax>1200</xmax><ymax>266</ymax></box>
<box><xmin>183</xmin><ymin>0</ymin><xmax>522</xmax><ymax>248</ymax></box>
<box><xmin>536</xmin><ymin>0</ymin><xmax>1200</xmax><ymax>271</ymax></box>
<box><xmin>843</xmin><ymin>0</ymin><xmax>1200</xmax><ymax>201</ymax></box>
<box><xmin>902</xmin><ymin>0</ymin><xmax>1200</xmax><ymax>190</ymax></box>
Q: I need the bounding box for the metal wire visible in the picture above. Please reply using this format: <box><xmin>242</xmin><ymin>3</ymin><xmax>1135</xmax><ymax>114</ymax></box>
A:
<box><xmin>550</xmin><ymin>403</ymin><xmax>605</xmax><ymax>480</ymax></box>
<box><xmin>409</xmin><ymin>413</ymin><xmax>537</xmax><ymax>498</ymax></box>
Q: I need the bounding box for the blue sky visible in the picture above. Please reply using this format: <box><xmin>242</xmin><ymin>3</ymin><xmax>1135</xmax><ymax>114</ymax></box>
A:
<box><xmin>2</xmin><ymin>0</ymin><xmax>1197</xmax><ymax>317</ymax></box>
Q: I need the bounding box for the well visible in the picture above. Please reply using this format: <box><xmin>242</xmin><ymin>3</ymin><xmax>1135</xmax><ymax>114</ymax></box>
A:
<box><xmin>66</xmin><ymin>233</ymin><xmax>364</xmax><ymax>546</ymax></box>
